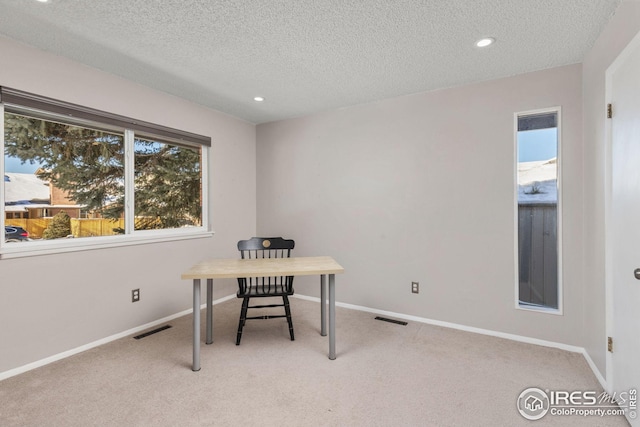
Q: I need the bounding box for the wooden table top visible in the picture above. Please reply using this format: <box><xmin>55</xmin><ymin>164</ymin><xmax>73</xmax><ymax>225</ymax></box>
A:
<box><xmin>181</xmin><ymin>256</ymin><xmax>344</xmax><ymax>280</ymax></box>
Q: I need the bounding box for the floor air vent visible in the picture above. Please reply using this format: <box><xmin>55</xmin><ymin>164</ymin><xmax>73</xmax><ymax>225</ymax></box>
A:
<box><xmin>134</xmin><ymin>325</ymin><xmax>172</xmax><ymax>340</ymax></box>
<box><xmin>375</xmin><ymin>316</ymin><xmax>408</xmax><ymax>326</ymax></box>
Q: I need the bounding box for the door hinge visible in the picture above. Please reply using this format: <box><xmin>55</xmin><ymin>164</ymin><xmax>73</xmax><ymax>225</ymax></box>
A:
<box><xmin>607</xmin><ymin>103</ymin><xmax>613</xmax><ymax>119</ymax></box>
<box><xmin>608</xmin><ymin>336</ymin><xmax>613</xmax><ymax>352</ymax></box>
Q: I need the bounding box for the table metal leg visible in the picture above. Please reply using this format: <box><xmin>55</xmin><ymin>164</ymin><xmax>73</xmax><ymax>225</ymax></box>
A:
<box><xmin>206</xmin><ymin>278</ymin><xmax>213</xmax><ymax>345</ymax></box>
<box><xmin>320</xmin><ymin>274</ymin><xmax>327</xmax><ymax>336</ymax></box>
<box><xmin>329</xmin><ymin>273</ymin><xmax>336</xmax><ymax>360</ymax></box>
<box><xmin>192</xmin><ymin>279</ymin><xmax>201</xmax><ymax>371</ymax></box>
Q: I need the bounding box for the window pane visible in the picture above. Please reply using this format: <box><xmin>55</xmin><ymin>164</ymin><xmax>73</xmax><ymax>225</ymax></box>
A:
<box><xmin>133</xmin><ymin>138</ymin><xmax>202</xmax><ymax>231</ymax></box>
<box><xmin>517</xmin><ymin>112</ymin><xmax>558</xmax><ymax>309</ymax></box>
<box><xmin>4</xmin><ymin>112</ymin><xmax>125</xmax><ymax>241</ymax></box>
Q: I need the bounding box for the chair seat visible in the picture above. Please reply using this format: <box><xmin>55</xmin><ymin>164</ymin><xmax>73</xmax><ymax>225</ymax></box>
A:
<box><xmin>237</xmin><ymin>287</ymin><xmax>294</xmax><ymax>298</ymax></box>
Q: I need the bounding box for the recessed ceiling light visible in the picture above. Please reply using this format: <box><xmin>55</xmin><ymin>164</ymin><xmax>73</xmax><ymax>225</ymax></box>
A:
<box><xmin>476</xmin><ymin>37</ymin><xmax>495</xmax><ymax>48</ymax></box>
<box><xmin>36</xmin><ymin>0</ymin><xmax>49</xmax><ymax>3</ymax></box>
<box><xmin>254</xmin><ymin>96</ymin><xmax>265</xmax><ymax>102</ymax></box>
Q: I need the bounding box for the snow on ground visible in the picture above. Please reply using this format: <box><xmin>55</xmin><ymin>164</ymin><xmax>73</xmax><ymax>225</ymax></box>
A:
<box><xmin>518</xmin><ymin>158</ymin><xmax>557</xmax><ymax>204</ymax></box>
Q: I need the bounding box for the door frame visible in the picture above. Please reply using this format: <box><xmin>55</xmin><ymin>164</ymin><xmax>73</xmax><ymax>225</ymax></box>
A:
<box><xmin>604</xmin><ymin>27</ymin><xmax>640</xmax><ymax>394</ymax></box>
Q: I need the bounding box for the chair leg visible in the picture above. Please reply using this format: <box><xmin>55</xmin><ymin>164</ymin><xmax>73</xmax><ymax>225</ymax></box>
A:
<box><xmin>283</xmin><ymin>295</ymin><xmax>294</xmax><ymax>341</ymax></box>
<box><xmin>236</xmin><ymin>297</ymin><xmax>249</xmax><ymax>345</ymax></box>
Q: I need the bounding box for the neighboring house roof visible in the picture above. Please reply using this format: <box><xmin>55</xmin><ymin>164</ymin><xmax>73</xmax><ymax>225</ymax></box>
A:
<box><xmin>4</xmin><ymin>172</ymin><xmax>50</xmax><ymax>204</ymax></box>
<box><xmin>5</xmin><ymin>204</ymin><xmax>81</xmax><ymax>213</ymax></box>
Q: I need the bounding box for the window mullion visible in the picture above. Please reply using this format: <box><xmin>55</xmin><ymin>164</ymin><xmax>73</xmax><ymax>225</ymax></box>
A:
<box><xmin>0</xmin><ymin>103</ymin><xmax>5</xmax><ymax>243</ymax></box>
<box><xmin>124</xmin><ymin>129</ymin><xmax>135</xmax><ymax>235</ymax></box>
<box><xmin>201</xmin><ymin>147</ymin><xmax>209</xmax><ymax>232</ymax></box>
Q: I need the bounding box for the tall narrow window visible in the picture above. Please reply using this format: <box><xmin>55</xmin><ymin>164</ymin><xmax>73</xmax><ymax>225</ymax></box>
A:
<box><xmin>516</xmin><ymin>109</ymin><xmax>560</xmax><ymax>311</ymax></box>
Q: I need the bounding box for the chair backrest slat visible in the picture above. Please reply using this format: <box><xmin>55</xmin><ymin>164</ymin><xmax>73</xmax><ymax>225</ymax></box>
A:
<box><xmin>237</xmin><ymin>237</ymin><xmax>295</xmax><ymax>296</ymax></box>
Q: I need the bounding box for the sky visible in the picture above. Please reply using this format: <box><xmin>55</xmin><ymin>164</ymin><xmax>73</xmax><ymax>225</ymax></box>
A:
<box><xmin>518</xmin><ymin>128</ymin><xmax>557</xmax><ymax>163</ymax></box>
<box><xmin>4</xmin><ymin>156</ymin><xmax>42</xmax><ymax>174</ymax></box>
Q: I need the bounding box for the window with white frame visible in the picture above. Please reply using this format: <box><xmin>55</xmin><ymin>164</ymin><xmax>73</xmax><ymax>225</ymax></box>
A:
<box><xmin>516</xmin><ymin>108</ymin><xmax>561</xmax><ymax>312</ymax></box>
<box><xmin>1</xmin><ymin>87</ymin><xmax>210</xmax><ymax>257</ymax></box>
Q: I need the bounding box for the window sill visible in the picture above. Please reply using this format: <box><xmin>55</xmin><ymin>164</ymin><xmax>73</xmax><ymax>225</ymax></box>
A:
<box><xmin>0</xmin><ymin>229</ymin><xmax>214</xmax><ymax>259</ymax></box>
<box><xmin>517</xmin><ymin>301</ymin><xmax>563</xmax><ymax>316</ymax></box>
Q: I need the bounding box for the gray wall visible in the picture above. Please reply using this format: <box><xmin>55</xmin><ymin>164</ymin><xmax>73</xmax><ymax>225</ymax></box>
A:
<box><xmin>256</xmin><ymin>64</ymin><xmax>585</xmax><ymax>346</ymax></box>
<box><xmin>582</xmin><ymin>1</ymin><xmax>640</xmax><ymax>378</ymax></box>
<box><xmin>0</xmin><ymin>36</ymin><xmax>257</xmax><ymax>374</ymax></box>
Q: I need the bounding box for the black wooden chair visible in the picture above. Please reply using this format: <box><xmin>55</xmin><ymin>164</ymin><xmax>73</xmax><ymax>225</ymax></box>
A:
<box><xmin>235</xmin><ymin>237</ymin><xmax>295</xmax><ymax>345</ymax></box>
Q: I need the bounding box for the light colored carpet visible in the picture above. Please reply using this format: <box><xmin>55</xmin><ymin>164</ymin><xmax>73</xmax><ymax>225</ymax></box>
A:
<box><xmin>0</xmin><ymin>298</ymin><xmax>629</xmax><ymax>426</ymax></box>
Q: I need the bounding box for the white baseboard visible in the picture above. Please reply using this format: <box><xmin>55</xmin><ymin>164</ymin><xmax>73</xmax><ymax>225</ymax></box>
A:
<box><xmin>2</xmin><ymin>293</ymin><xmax>608</xmax><ymax>391</ymax></box>
<box><xmin>0</xmin><ymin>294</ymin><xmax>236</xmax><ymax>382</ymax></box>
<box><xmin>293</xmin><ymin>294</ymin><xmax>609</xmax><ymax>390</ymax></box>
<box><xmin>580</xmin><ymin>348</ymin><xmax>608</xmax><ymax>391</ymax></box>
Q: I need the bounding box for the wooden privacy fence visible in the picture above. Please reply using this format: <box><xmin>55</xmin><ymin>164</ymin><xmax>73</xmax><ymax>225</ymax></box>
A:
<box><xmin>7</xmin><ymin>218</ymin><xmax>50</xmax><ymax>238</ymax></box>
<box><xmin>7</xmin><ymin>218</ymin><xmax>125</xmax><ymax>238</ymax></box>
<box><xmin>71</xmin><ymin>219</ymin><xmax>125</xmax><ymax>237</ymax></box>
<box><xmin>518</xmin><ymin>203</ymin><xmax>558</xmax><ymax>309</ymax></box>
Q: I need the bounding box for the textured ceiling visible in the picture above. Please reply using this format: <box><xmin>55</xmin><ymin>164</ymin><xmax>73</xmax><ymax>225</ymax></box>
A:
<box><xmin>0</xmin><ymin>0</ymin><xmax>622</xmax><ymax>124</ymax></box>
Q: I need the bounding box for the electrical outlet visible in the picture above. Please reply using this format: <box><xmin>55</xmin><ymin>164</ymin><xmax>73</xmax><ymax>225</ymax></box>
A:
<box><xmin>411</xmin><ymin>282</ymin><xmax>419</xmax><ymax>294</ymax></box>
<box><xmin>132</xmin><ymin>288</ymin><xmax>140</xmax><ymax>302</ymax></box>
